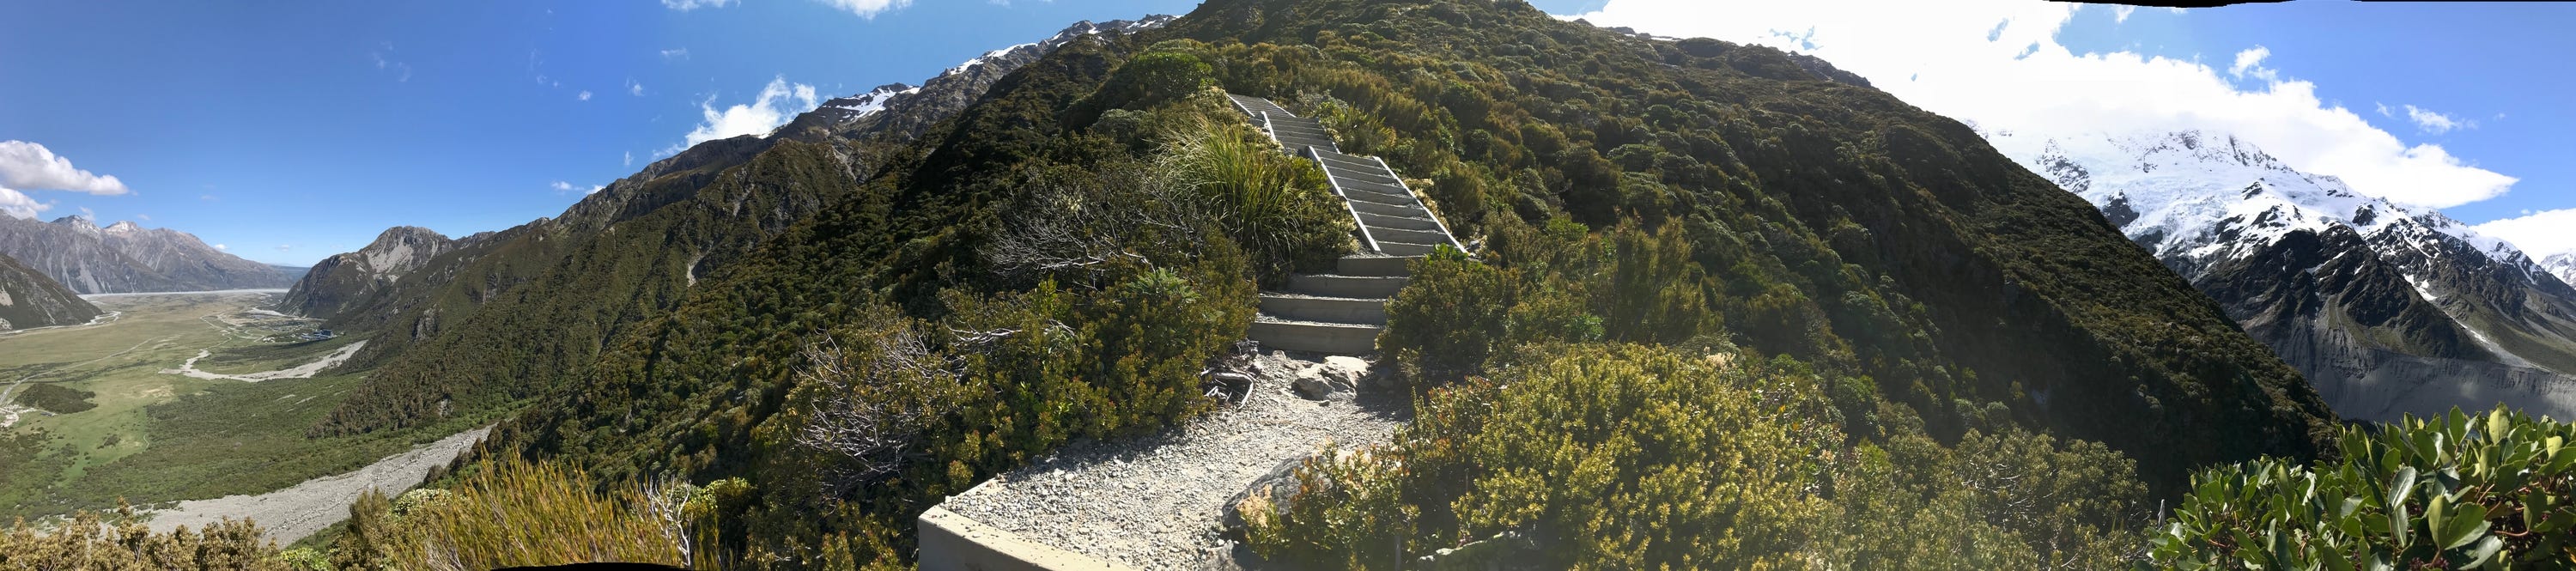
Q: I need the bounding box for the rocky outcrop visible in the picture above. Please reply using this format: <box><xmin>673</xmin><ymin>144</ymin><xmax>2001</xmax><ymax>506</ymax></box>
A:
<box><xmin>0</xmin><ymin>215</ymin><xmax>300</xmax><ymax>294</ymax></box>
<box><xmin>279</xmin><ymin>227</ymin><xmax>470</xmax><ymax>319</ymax></box>
<box><xmin>0</xmin><ymin>250</ymin><xmax>100</xmax><ymax>331</ymax></box>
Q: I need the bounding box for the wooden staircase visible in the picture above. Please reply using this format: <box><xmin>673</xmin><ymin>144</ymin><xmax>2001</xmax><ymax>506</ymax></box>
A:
<box><xmin>1228</xmin><ymin>94</ymin><xmax>1466</xmax><ymax>355</ymax></box>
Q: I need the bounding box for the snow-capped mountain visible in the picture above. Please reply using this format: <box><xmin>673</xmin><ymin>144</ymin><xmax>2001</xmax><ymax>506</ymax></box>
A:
<box><xmin>1988</xmin><ymin>129</ymin><xmax>2576</xmax><ymax>422</ymax></box>
<box><xmin>2546</xmin><ymin>253</ymin><xmax>2576</xmax><ymax>287</ymax></box>
<box><xmin>0</xmin><ymin>214</ymin><xmax>303</xmax><ymax>294</ymax></box>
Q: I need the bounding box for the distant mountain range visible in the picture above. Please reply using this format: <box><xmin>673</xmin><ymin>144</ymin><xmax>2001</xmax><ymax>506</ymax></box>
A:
<box><xmin>0</xmin><ymin>250</ymin><xmax>100</xmax><ymax>331</ymax></box>
<box><xmin>0</xmin><ymin>215</ymin><xmax>305</xmax><ymax>294</ymax></box>
<box><xmin>1989</xmin><ymin>129</ymin><xmax>2576</xmax><ymax>422</ymax></box>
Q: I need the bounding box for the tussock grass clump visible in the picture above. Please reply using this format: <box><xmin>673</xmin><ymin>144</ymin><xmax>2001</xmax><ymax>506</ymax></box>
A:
<box><xmin>1157</xmin><ymin>112</ymin><xmax>1354</xmax><ymax>283</ymax></box>
<box><xmin>340</xmin><ymin>459</ymin><xmax>689</xmax><ymax>571</ymax></box>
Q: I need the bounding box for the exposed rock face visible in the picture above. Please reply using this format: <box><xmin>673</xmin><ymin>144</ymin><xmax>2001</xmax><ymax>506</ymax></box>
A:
<box><xmin>279</xmin><ymin>227</ymin><xmax>471</xmax><ymax>320</ymax></box>
<box><xmin>0</xmin><ymin>250</ymin><xmax>101</xmax><ymax>331</ymax></box>
<box><xmin>1990</xmin><ymin>129</ymin><xmax>2576</xmax><ymax>422</ymax></box>
<box><xmin>0</xmin><ymin>215</ymin><xmax>301</xmax><ymax>294</ymax></box>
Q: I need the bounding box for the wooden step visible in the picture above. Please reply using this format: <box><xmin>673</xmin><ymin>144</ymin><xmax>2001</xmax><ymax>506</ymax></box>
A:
<box><xmin>1259</xmin><ymin>294</ymin><xmax>1388</xmax><ymax>325</ymax></box>
<box><xmin>1285</xmin><ymin>274</ymin><xmax>1409</xmax><ymax>299</ymax></box>
<box><xmin>1358</xmin><ymin>212</ymin><xmax>1442</xmax><ymax>232</ymax></box>
<box><xmin>1349</xmin><ymin>199</ymin><xmax>1431</xmax><ymax>218</ymax></box>
<box><xmin>1376</xmin><ymin>241</ymin><xmax>1442</xmax><ymax>256</ymax></box>
<box><xmin>1364</xmin><ymin>226</ymin><xmax>1452</xmax><ymax>246</ymax></box>
<box><xmin>1336</xmin><ymin>255</ymin><xmax>1421</xmax><ymax>277</ymax></box>
<box><xmin>1249</xmin><ymin>317</ymin><xmax>1382</xmax><ymax>355</ymax></box>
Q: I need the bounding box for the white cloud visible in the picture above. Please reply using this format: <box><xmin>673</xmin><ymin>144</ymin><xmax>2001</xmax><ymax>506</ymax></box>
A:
<box><xmin>589</xmin><ymin>185</ymin><xmax>606</xmax><ymax>195</ymax></box>
<box><xmin>2227</xmin><ymin>46</ymin><xmax>2276</xmax><ymax>82</ymax></box>
<box><xmin>135</xmin><ymin>214</ymin><xmax>149</xmax><ymax>221</ymax></box>
<box><xmin>2474</xmin><ymin>208</ymin><xmax>2576</xmax><ymax>258</ymax></box>
<box><xmin>2401</xmin><ymin>104</ymin><xmax>2473</xmax><ymax>134</ymax></box>
<box><xmin>213</xmin><ymin>243</ymin><xmax>228</xmax><ymax>251</ymax></box>
<box><xmin>0</xmin><ymin>187</ymin><xmax>49</xmax><ymax>220</ymax></box>
<box><xmin>663</xmin><ymin>0</ymin><xmax>733</xmax><ymax>10</ymax></box>
<box><xmin>578</xmin><ymin>90</ymin><xmax>594</xmax><ymax>101</ymax></box>
<box><xmin>660</xmin><ymin>48</ymin><xmax>690</xmax><ymax>60</ymax></box>
<box><xmin>276</xmin><ymin>244</ymin><xmax>294</xmax><ymax>252</ymax></box>
<box><xmin>1563</xmin><ymin>1</ymin><xmax>2518</xmax><ymax>209</ymax></box>
<box><xmin>0</xmin><ymin>141</ymin><xmax>131</xmax><ymax>195</ymax></box>
<box><xmin>624</xmin><ymin>151</ymin><xmax>635</xmax><ymax>167</ymax></box>
<box><xmin>2112</xmin><ymin>5</ymin><xmax>2136</xmax><ymax>23</ymax></box>
<box><xmin>628</xmin><ymin>78</ymin><xmax>645</xmax><ymax>96</ymax></box>
<box><xmin>817</xmin><ymin>0</ymin><xmax>914</xmax><ymax>19</ymax></box>
<box><xmin>664</xmin><ymin>76</ymin><xmax>817</xmax><ymax>155</ymax></box>
<box><xmin>550</xmin><ymin>181</ymin><xmax>574</xmax><ymax>191</ymax></box>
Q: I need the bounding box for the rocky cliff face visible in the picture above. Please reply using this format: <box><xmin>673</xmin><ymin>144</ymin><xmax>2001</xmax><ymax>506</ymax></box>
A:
<box><xmin>1990</xmin><ymin>129</ymin><xmax>2576</xmax><ymax>422</ymax></box>
<box><xmin>0</xmin><ymin>251</ymin><xmax>101</xmax><ymax>331</ymax></box>
<box><xmin>0</xmin><ymin>215</ymin><xmax>301</xmax><ymax>294</ymax></box>
<box><xmin>279</xmin><ymin>227</ymin><xmax>471</xmax><ymax>320</ymax></box>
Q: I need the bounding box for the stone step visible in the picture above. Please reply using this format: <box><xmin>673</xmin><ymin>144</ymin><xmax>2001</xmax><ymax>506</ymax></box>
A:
<box><xmin>1285</xmin><ymin>274</ymin><xmax>1409</xmax><ymax>299</ymax></box>
<box><xmin>1258</xmin><ymin>294</ymin><xmax>1388</xmax><ymax>325</ymax></box>
<box><xmin>1269</xmin><ymin>122</ymin><xmax>1329</xmax><ymax>135</ymax></box>
<box><xmin>1377</xmin><ymin>241</ymin><xmax>1443</xmax><ymax>256</ymax></box>
<box><xmin>1358</xmin><ymin>211</ymin><xmax>1442</xmax><ymax>232</ymax></box>
<box><xmin>1349</xmin><ymin>199</ymin><xmax>1431</xmax><ymax>218</ymax></box>
<box><xmin>1249</xmin><ymin>317</ymin><xmax>1382</xmax><ymax>355</ymax></box>
<box><xmin>1278</xmin><ymin>136</ymin><xmax>1339</xmax><ymax>152</ymax></box>
<box><xmin>1336</xmin><ymin>255</ymin><xmax>1421</xmax><ymax>277</ymax></box>
<box><xmin>1365</xmin><ymin>225</ymin><xmax>1453</xmax><ymax>246</ymax></box>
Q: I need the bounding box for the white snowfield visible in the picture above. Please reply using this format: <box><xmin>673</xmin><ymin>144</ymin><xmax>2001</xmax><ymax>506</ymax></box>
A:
<box><xmin>162</xmin><ymin>341</ymin><xmax>367</xmax><ymax>382</ymax></box>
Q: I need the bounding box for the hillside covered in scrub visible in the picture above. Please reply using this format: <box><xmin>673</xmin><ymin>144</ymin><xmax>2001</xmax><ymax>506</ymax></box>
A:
<box><xmin>46</xmin><ymin>0</ymin><xmax>2379</xmax><ymax>568</ymax></box>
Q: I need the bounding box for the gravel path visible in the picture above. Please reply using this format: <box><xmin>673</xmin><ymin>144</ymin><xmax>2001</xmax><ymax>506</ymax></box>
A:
<box><xmin>146</xmin><ymin>425</ymin><xmax>490</xmax><ymax>545</ymax></box>
<box><xmin>942</xmin><ymin>352</ymin><xmax>1409</xmax><ymax>569</ymax></box>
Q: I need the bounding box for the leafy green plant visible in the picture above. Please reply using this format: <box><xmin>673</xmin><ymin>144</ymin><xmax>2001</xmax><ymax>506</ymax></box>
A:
<box><xmin>2150</xmin><ymin>406</ymin><xmax>2576</xmax><ymax>569</ymax></box>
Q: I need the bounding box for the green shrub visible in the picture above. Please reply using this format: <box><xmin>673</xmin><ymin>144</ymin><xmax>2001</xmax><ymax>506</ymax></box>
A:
<box><xmin>2151</xmin><ymin>406</ymin><xmax>2576</xmax><ymax>569</ymax></box>
<box><xmin>1242</xmin><ymin>344</ymin><xmax>2148</xmax><ymax>569</ymax></box>
<box><xmin>15</xmin><ymin>383</ymin><xmax>98</xmax><ymax>414</ymax></box>
<box><xmin>0</xmin><ymin>505</ymin><xmax>283</xmax><ymax>570</ymax></box>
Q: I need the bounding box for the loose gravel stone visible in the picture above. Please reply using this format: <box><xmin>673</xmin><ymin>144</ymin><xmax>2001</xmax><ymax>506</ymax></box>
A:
<box><xmin>941</xmin><ymin>352</ymin><xmax>1407</xmax><ymax>569</ymax></box>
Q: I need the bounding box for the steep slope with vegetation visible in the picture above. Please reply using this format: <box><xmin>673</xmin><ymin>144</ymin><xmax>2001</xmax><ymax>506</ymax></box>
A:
<box><xmin>248</xmin><ymin>0</ymin><xmax>2355</xmax><ymax>568</ymax></box>
<box><xmin>0</xmin><ymin>250</ymin><xmax>100</xmax><ymax>331</ymax></box>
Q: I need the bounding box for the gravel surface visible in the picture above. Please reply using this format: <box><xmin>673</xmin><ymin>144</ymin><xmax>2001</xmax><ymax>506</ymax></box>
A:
<box><xmin>942</xmin><ymin>352</ymin><xmax>1408</xmax><ymax>569</ymax></box>
<box><xmin>146</xmin><ymin>425</ymin><xmax>490</xmax><ymax>545</ymax></box>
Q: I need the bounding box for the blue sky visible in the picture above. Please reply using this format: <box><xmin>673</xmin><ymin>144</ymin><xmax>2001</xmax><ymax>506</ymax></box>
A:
<box><xmin>3</xmin><ymin>1</ymin><xmax>2571</xmax><ymax>264</ymax></box>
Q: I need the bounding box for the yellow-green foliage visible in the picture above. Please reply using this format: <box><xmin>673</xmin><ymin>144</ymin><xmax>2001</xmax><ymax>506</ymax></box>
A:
<box><xmin>335</xmin><ymin>459</ymin><xmax>687</xmax><ymax>571</ymax></box>
<box><xmin>0</xmin><ymin>506</ymin><xmax>283</xmax><ymax>570</ymax></box>
<box><xmin>1244</xmin><ymin>344</ymin><xmax>2147</xmax><ymax>569</ymax></box>
<box><xmin>2153</xmin><ymin>407</ymin><xmax>2576</xmax><ymax>569</ymax></box>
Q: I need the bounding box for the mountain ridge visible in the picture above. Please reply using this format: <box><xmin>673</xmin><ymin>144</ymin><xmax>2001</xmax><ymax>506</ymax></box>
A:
<box><xmin>0</xmin><ymin>214</ymin><xmax>302</xmax><ymax>294</ymax></box>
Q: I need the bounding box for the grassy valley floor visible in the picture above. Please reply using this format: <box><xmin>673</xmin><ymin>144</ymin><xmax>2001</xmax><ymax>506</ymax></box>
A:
<box><xmin>0</xmin><ymin>291</ymin><xmax>495</xmax><ymax>525</ymax></box>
